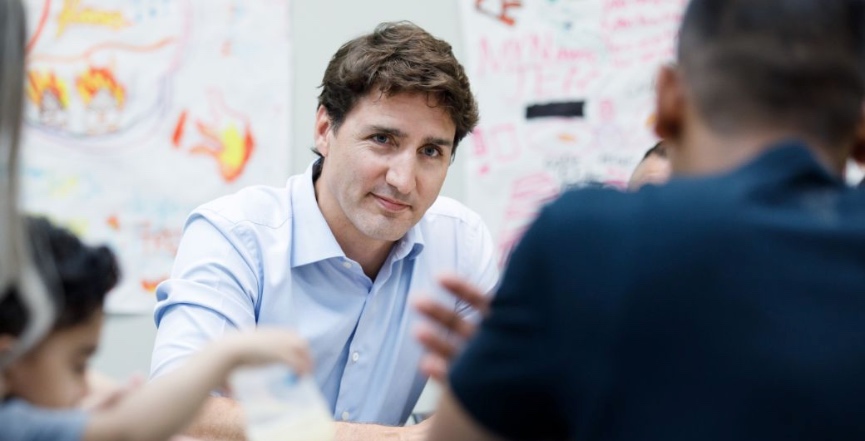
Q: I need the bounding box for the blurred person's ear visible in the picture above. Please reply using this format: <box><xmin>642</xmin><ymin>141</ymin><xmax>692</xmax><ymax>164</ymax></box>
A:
<box><xmin>653</xmin><ymin>64</ymin><xmax>685</xmax><ymax>142</ymax></box>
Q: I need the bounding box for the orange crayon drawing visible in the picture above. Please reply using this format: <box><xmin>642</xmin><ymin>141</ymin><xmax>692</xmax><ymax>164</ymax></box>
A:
<box><xmin>76</xmin><ymin>66</ymin><xmax>125</xmax><ymax>133</ymax></box>
<box><xmin>172</xmin><ymin>92</ymin><xmax>256</xmax><ymax>182</ymax></box>
<box><xmin>106</xmin><ymin>214</ymin><xmax>120</xmax><ymax>231</ymax></box>
<box><xmin>558</xmin><ymin>133</ymin><xmax>577</xmax><ymax>143</ymax></box>
<box><xmin>138</xmin><ymin>223</ymin><xmax>182</xmax><ymax>257</ymax></box>
<box><xmin>77</xmin><ymin>66</ymin><xmax>125</xmax><ymax>107</ymax></box>
<box><xmin>57</xmin><ymin>0</ymin><xmax>130</xmax><ymax>37</ymax></box>
<box><xmin>26</xmin><ymin>70</ymin><xmax>70</xmax><ymax>127</ymax></box>
<box><xmin>476</xmin><ymin>0</ymin><xmax>522</xmax><ymax>26</ymax></box>
<box><xmin>140</xmin><ymin>277</ymin><xmax>167</xmax><ymax>293</ymax></box>
<box><xmin>171</xmin><ymin>110</ymin><xmax>188</xmax><ymax>148</ymax></box>
<box><xmin>187</xmin><ymin>121</ymin><xmax>255</xmax><ymax>182</ymax></box>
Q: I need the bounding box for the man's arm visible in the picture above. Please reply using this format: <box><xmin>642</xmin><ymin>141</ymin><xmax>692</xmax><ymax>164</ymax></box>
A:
<box><xmin>186</xmin><ymin>397</ymin><xmax>432</xmax><ymax>441</ymax></box>
<box><xmin>333</xmin><ymin>419</ymin><xmax>430</xmax><ymax>441</ymax></box>
<box><xmin>151</xmin><ymin>210</ymin><xmax>264</xmax><ymax>379</ymax></box>
<box><xmin>182</xmin><ymin>397</ymin><xmax>245</xmax><ymax>441</ymax></box>
<box><xmin>426</xmin><ymin>389</ymin><xmax>503</xmax><ymax>441</ymax></box>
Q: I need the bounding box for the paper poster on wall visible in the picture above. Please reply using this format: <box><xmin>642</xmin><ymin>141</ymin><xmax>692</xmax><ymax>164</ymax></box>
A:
<box><xmin>21</xmin><ymin>0</ymin><xmax>292</xmax><ymax>313</ymax></box>
<box><xmin>459</xmin><ymin>0</ymin><xmax>687</xmax><ymax>264</ymax></box>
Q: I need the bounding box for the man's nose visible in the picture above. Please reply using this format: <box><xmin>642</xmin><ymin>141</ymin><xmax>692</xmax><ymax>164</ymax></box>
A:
<box><xmin>385</xmin><ymin>150</ymin><xmax>417</xmax><ymax>195</ymax></box>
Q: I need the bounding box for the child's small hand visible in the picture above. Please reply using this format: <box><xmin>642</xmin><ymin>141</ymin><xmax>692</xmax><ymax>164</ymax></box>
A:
<box><xmin>222</xmin><ymin>328</ymin><xmax>312</xmax><ymax>375</ymax></box>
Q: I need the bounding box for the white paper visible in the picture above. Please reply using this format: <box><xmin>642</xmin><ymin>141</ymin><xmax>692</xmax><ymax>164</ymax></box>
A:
<box><xmin>21</xmin><ymin>0</ymin><xmax>292</xmax><ymax>313</ymax></box>
<box><xmin>459</xmin><ymin>0</ymin><xmax>687</xmax><ymax>264</ymax></box>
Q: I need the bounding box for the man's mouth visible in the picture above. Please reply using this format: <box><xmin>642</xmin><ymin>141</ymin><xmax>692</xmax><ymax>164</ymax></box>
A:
<box><xmin>373</xmin><ymin>194</ymin><xmax>411</xmax><ymax>212</ymax></box>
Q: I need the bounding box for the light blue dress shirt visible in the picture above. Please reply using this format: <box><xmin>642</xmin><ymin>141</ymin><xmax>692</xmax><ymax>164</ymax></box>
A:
<box><xmin>151</xmin><ymin>161</ymin><xmax>499</xmax><ymax>425</ymax></box>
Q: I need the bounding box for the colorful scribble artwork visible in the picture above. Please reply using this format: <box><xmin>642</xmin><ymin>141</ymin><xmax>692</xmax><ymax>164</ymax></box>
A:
<box><xmin>171</xmin><ymin>91</ymin><xmax>256</xmax><ymax>183</ymax></box>
<box><xmin>475</xmin><ymin>0</ymin><xmax>523</xmax><ymax>26</ymax></box>
<box><xmin>76</xmin><ymin>66</ymin><xmax>125</xmax><ymax>134</ymax></box>
<box><xmin>21</xmin><ymin>0</ymin><xmax>292</xmax><ymax>313</ymax></box>
<box><xmin>26</xmin><ymin>70</ymin><xmax>70</xmax><ymax>128</ymax></box>
<box><xmin>460</xmin><ymin>0</ymin><xmax>687</xmax><ymax>262</ymax></box>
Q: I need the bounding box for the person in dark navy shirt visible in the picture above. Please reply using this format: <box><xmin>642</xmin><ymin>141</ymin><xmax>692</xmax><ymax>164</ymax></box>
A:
<box><xmin>420</xmin><ymin>0</ymin><xmax>865</xmax><ymax>440</ymax></box>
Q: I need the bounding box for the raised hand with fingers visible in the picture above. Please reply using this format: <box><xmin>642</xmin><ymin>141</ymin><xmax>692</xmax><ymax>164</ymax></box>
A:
<box><xmin>414</xmin><ymin>274</ymin><xmax>492</xmax><ymax>382</ymax></box>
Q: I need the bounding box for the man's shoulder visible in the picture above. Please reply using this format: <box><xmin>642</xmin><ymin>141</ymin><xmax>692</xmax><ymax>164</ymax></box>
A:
<box><xmin>194</xmin><ymin>181</ymin><xmax>296</xmax><ymax>230</ymax></box>
<box><xmin>421</xmin><ymin>196</ymin><xmax>487</xmax><ymax>231</ymax></box>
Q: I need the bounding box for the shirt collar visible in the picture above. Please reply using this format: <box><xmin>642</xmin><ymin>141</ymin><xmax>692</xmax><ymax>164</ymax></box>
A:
<box><xmin>732</xmin><ymin>139</ymin><xmax>842</xmax><ymax>187</ymax></box>
<box><xmin>395</xmin><ymin>222</ymin><xmax>425</xmax><ymax>261</ymax></box>
<box><xmin>290</xmin><ymin>160</ymin><xmax>345</xmax><ymax>268</ymax></box>
<box><xmin>290</xmin><ymin>159</ymin><xmax>427</xmax><ymax>268</ymax></box>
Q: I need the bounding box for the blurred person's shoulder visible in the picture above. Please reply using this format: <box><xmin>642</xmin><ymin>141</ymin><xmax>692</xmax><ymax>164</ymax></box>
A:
<box><xmin>541</xmin><ymin>174</ymin><xmax>730</xmax><ymax>232</ymax></box>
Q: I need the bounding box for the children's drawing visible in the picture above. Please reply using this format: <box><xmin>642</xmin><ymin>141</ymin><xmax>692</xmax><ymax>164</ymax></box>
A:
<box><xmin>21</xmin><ymin>0</ymin><xmax>292</xmax><ymax>313</ymax></box>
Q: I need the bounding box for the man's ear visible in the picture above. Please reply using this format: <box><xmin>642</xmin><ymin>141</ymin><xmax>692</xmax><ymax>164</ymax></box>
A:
<box><xmin>314</xmin><ymin>105</ymin><xmax>334</xmax><ymax>157</ymax></box>
<box><xmin>850</xmin><ymin>104</ymin><xmax>865</xmax><ymax>165</ymax></box>
<box><xmin>653</xmin><ymin>64</ymin><xmax>686</xmax><ymax>142</ymax></box>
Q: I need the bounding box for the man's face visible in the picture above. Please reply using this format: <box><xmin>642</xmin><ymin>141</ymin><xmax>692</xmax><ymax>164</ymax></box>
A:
<box><xmin>314</xmin><ymin>92</ymin><xmax>455</xmax><ymax>245</ymax></box>
<box><xmin>3</xmin><ymin>311</ymin><xmax>102</xmax><ymax>408</ymax></box>
<box><xmin>628</xmin><ymin>151</ymin><xmax>672</xmax><ymax>191</ymax></box>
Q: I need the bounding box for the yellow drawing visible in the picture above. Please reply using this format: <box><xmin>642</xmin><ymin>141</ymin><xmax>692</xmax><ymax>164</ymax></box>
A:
<box><xmin>26</xmin><ymin>70</ymin><xmax>70</xmax><ymax>127</ymax></box>
<box><xmin>189</xmin><ymin>121</ymin><xmax>255</xmax><ymax>182</ymax></box>
<box><xmin>77</xmin><ymin>66</ymin><xmax>125</xmax><ymax>133</ymax></box>
<box><xmin>57</xmin><ymin>0</ymin><xmax>129</xmax><ymax>37</ymax></box>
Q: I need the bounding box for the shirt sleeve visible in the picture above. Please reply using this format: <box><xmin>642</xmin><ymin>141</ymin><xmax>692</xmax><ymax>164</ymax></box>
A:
<box><xmin>449</xmin><ymin>206</ymin><xmax>570</xmax><ymax>440</ymax></box>
<box><xmin>0</xmin><ymin>400</ymin><xmax>88</xmax><ymax>441</ymax></box>
<box><xmin>455</xmin><ymin>211</ymin><xmax>500</xmax><ymax>322</ymax></box>
<box><xmin>150</xmin><ymin>209</ymin><xmax>261</xmax><ymax>379</ymax></box>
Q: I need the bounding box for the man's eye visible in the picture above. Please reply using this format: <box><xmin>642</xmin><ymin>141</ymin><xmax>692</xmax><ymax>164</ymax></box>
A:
<box><xmin>372</xmin><ymin>134</ymin><xmax>390</xmax><ymax>144</ymax></box>
<box><xmin>421</xmin><ymin>146</ymin><xmax>441</xmax><ymax>157</ymax></box>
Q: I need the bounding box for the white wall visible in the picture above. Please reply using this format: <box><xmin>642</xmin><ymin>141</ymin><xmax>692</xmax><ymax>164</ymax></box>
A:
<box><xmin>91</xmin><ymin>0</ymin><xmax>467</xmax><ymax>415</ymax></box>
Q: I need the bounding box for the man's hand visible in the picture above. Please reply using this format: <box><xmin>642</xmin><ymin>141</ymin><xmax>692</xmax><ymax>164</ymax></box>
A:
<box><xmin>333</xmin><ymin>416</ymin><xmax>434</xmax><ymax>440</ymax></box>
<box><xmin>414</xmin><ymin>274</ymin><xmax>490</xmax><ymax>382</ymax></box>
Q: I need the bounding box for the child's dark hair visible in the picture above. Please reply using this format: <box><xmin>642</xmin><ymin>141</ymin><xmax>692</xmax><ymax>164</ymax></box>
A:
<box><xmin>0</xmin><ymin>217</ymin><xmax>119</xmax><ymax>336</ymax></box>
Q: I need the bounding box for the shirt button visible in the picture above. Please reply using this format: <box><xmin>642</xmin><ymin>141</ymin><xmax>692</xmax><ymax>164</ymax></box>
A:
<box><xmin>342</xmin><ymin>261</ymin><xmax>352</xmax><ymax>269</ymax></box>
<box><xmin>341</xmin><ymin>411</ymin><xmax>350</xmax><ymax>421</ymax></box>
<box><xmin>351</xmin><ymin>352</ymin><xmax>360</xmax><ymax>362</ymax></box>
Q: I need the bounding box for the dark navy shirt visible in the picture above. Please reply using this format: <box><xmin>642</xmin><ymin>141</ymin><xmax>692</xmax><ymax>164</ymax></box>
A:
<box><xmin>451</xmin><ymin>142</ymin><xmax>865</xmax><ymax>440</ymax></box>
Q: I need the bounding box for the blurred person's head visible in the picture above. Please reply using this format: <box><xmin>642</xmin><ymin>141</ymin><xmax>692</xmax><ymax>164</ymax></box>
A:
<box><xmin>654</xmin><ymin>0</ymin><xmax>865</xmax><ymax>176</ymax></box>
<box><xmin>629</xmin><ymin>142</ymin><xmax>672</xmax><ymax>191</ymax></box>
<box><xmin>0</xmin><ymin>0</ymin><xmax>56</xmax><ymax>379</ymax></box>
<box><xmin>1</xmin><ymin>217</ymin><xmax>119</xmax><ymax>407</ymax></box>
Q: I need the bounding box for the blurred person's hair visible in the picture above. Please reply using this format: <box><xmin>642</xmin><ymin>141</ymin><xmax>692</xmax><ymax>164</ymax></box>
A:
<box><xmin>677</xmin><ymin>0</ymin><xmax>865</xmax><ymax>146</ymax></box>
<box><xmin>0</xmin><ymin>0</ymin><xmax>56</xmax><ymax>368</ymax></box>
<box><xmin>0</xmin><ymin>217</ymin><xmax>119</xmax><ymax>336</ymax></box>
<box><xmin>642</xmin><ymin>141</ymin><xmax>667</xmax><ymax>160</ymax></box>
